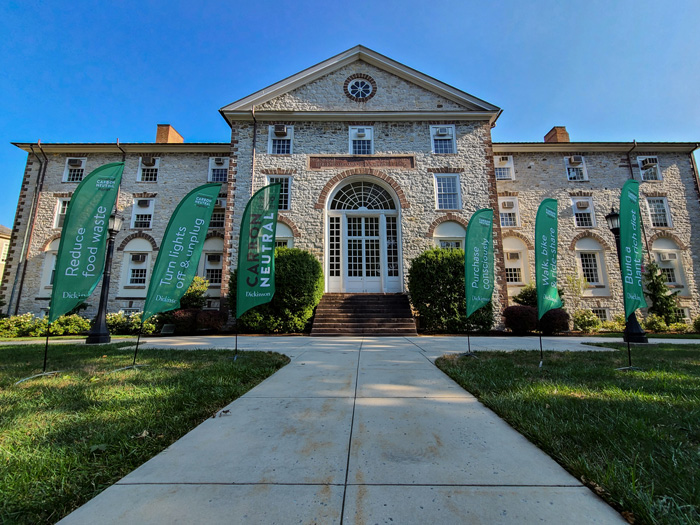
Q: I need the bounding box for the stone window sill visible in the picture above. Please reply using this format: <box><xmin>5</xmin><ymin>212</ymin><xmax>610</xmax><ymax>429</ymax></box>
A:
<box><xmin>124</xmin><ymin>285</ymin><xmax>146</xmax><ymax>289</ymax></box>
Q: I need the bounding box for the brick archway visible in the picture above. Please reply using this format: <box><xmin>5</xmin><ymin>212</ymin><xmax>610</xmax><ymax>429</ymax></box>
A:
<box><xmin>425</xmin><ymin>214</ymin><xmax>468</xmax><ymax>238</ymax></box>
<box><xmin>500</xmin><ymin>230</ymin><xmax>534</xmax><ymax>250</ymax></box>
<box><xmin>568</xmin><ymin>231</ymin><xmax>612</xmax><ymax>251</ymax></box>
<box><xmin>647</xmin><ymin>231</ymin><xmax>688</xmax><ymax>250</ymax></box>
<box><xmin>117</xmin><ymin>232</ymin><xmax>159</xmax><ymax>252</ymax></box>
<box><xmin>277</xmin><ymin>216</ymin><xmax>300</xmax><ymax>237</ymax></box>
<box><xmin>314</xmin><ymin>169</ymin><xmax>409</xmax><ymax>209</ymax></box>
<box><xmin>42</xmin><ymin>234</ymin><xmax>62</xmax><ymax>251</ymax></box>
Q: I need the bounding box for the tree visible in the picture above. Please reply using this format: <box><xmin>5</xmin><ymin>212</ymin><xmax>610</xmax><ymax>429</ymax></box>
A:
<box><xmin>179</xmin><ymin>276</ymin><xmax>210</xmax><ymax>309</ymax></box>
<box><xmin>643</xmin><ymin>260</ymin><xmax>679</xmax><ymax>324</ymax></box>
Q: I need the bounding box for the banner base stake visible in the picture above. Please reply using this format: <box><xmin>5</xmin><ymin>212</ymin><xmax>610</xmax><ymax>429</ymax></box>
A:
<box><xmin>15</xmin><ymin>371</ymin><xmax>62</xmax><ymax>386</ymax></box>
<box><xmin>108</xmin><ymin>364</ymin><xmax>150</xmax><ymax>374</ymax></box>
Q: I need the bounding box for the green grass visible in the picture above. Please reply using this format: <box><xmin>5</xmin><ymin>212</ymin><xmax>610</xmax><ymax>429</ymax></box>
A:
<box><xmin>591</xmin><ymin>332</ymin><xmax>700</xmax><ymax>339</ymax></box>
<box><xmin>0</xmin><ymin>343</ymin><xmax>289</xmax><ymax>524</ymax></box>
<box><xmin>436</xmin><ymin>344</ymin><xmax>700</xmax><ymax>525</ymax></box>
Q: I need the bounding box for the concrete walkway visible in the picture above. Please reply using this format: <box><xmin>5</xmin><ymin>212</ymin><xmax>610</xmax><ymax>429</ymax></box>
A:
<box><xmin>59</xmin><ymin>336</ymin><xmax>626</xmax><ymax>524</ymax></box>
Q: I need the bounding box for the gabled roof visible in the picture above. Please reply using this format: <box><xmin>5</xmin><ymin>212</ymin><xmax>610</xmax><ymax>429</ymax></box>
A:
<box><xmin>219</xmin><ymin>45</ymin><xmax>501</xmax><ymax>125</ymax></box>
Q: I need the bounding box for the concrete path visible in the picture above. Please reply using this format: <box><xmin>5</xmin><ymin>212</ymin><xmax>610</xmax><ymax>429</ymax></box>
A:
<box><xmin>59</xmin><ymin>336</ymin><xmax>626</xmax><ymax>524</ymax></box>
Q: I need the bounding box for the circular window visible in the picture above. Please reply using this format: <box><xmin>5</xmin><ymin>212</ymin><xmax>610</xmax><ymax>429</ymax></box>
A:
<box><xmin>344</xmin><ymin>74</ymin><xmax>377</xmax><ymax>102</ymax></box>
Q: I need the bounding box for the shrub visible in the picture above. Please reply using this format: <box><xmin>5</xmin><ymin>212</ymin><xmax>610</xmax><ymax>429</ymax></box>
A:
<box><xmin>643</xmin><ymin>313</ymin><xmax>668</xmax><ymax>333</ymax></box>
<box><xmin>694</xmin><ymin>316</ymin><xmax>700</xmax><ymax>334</ymax></box>
<box><xmin>540</xmin><ymin>308</ymin><xmax>570</xmax><ymax>335</ymax></box>
<box><xmin>106</xmin><ymin>311</ymin><xmax>156</xmax><ymax>335</ymax></box>
<box><xmin>643</xmin><ymin>261</ymin><xmax>679</xmax><ymax>324</ymax></box>
<box><xmin>196</xmin><ymin>310</ymin><xmax>227</xmax><ymax>332</ymax></box>
<box><xmin>512</xmin><ymin>282</ymin><xmax>565</xmax><ymax>309</ymax></box>
<box><xmin>179</xmin><ymin>276</ymin><xmax>210</xmax><ymax>310</ymax></box>
<box><xmin>229</xmin><ymin>248</ymin><xmax>324</xmax><ymax>333</ymax></box>
<box><xmin>0</xmin><ymin>313</ymin><xmax>92</xmax><ymax>337</ymax></box>
<box><xmin>572</xmin><ymin>309</ymin><xmax>602</xmax><ymax>333</ymax></box>
<box><xmin>502</xmin><ymin>305</ymin><xmax>537</xmax><ymax>335</ymax></box>
<box><xmin>668</xmin><ymin>322</ymin><xmax>689</xmax><ymax>333</ymax></box>
<box><xmin>407</xmin><ymin>248</ymin><xmax>494</xmax><ymax>333</ymax></box>
<box><xmin>51</xmin><ymin>314</ymin><xmax>90</xmax><ymax>335</ymax></box>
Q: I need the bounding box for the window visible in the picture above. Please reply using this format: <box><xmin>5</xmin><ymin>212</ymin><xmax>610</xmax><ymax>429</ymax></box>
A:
<box><xmin>638</xmin><ymin>156</ymin><xmax>661</xmax><ymax>181</ymax></box>
<box><xmin>126</xmin><ymin>252</ymin><xmax>149</xmax><ymax>286</ymax></box>
<box><xmin>120</xmin><ymin>239</ymin><xmax>152</xmax><ymax>294</ymax></box>
<box><xmin>579</xmin><ymin>252</ymin><xmax>601</xmax><ymax>285</ymax></box>
<box><xmin>209</xmin><ymin>157</ymin><xmax>229</xmax><ymax>182</ymax></box>
<box><xmin>349</xmin><ymin>126</ymin><xmax>373</xmax><ymax>155</ymax></box>
<box><xmin>673</xmin><ymin>307</ymin><xmax>690</xmax><ymax>321</ymax></box>
<box><xmin>268</xmin><ymin>125</ymin><xmax>293</xmax><ymax>155</ymax></box>
<box><xmin>131</xmin><ymin>198</ymin><xmax>154</xmax><ymax>229</ymax></box>
<box><xmin>433</xmin><ymin>221</ymin><xmax>465</xmax><ymax>251</ymax></box>
<box><xmin>439</xmin><ymin>240</ymin><xmax>461</xmax><ymax>250</ymax></box>
<box><xmin>199</xmin><ymin>237</ymin><xmax>224</xmax><ymax>288</ymax></box>
<box><xmin>54</xmin><ymin>198</ymin><xmax>70</xmax><ymax>228</ymax></box>
<box><xmin>647</xmin><ymin>197</ymin><xmax>671</xmax><ymax>227</ymax></box>
<box><xmin>129</xmin><ymin>267</ymin><xmax>147</xmax><ymax>285</ymax></box>
<box><xmin>137</xmin><ymin>157</ymin><xmax>159</xmax><ymax>182</ymax></box>
<box><xmin>209</xmin><ymin>211</ymin><xmax>225</xmax><ymax>228</ymax></box>
<box><xmin>498</xmin><ymin>197</ymin><xmax>520</xmax><ymax>227</ymax></box>
<box><xmin>575</xmin><ymin>238</ymin><xmax>608</xmax><ymax>296</ymax></box>
<box><xmin>503</xmin><ymin>236</ymin><xmax>529</xmax><ymax>289</ymax></box>
<box><xmin>652</xmin><ymin>238</ymin><xmax>685</xmax><ymax>289</ymax></box>
<box><xmin>41</xmin><ymin>239</ymin><xmax>60</xmax><ymax>288</ymax></box>
<box><xmin>505</xmin><ymin>267</ymin><xmax>522</xmax><ymax>283</ymax></box>
<box><xmin>571</xmin><ymin>197</ymin><xmax>595</xmax><ymax>228</ymax></box>
<box><xmin>268</xmin><ymin>176</ymin><xmax>291</xmax><ymax>210</ymax></box>
<box><xmin>275</xmin><ymin>222</ymin><xmax>294</xmax><ymax>249</ymax></box>
<box><xmin>565</xmin><ymin>155</ymin><xmax>588</xmax><ymax>181</ymax></box>
<box><xmin>63</xmin><ymin>158</ymin><xmax>86</xmax><ymax>182</ymax></box>
<box><xmin>0</xmin><ymin>241</ymin><xmax>8</xmax><ymax>263</ymax></box>
<box><xmin>494</xmin><ymin>155</ymin><xmax>514</xmax><ymax>180</ymax></box>
<box><xmin>591</xmin><ymin>308</ymin><xmax>609</xmax><ymax>321</ymax></box>
<box><xmin>434</xmin><ymin>174</ymin><xmax>461</xmax><ymax>210</ymax></box>
<box><xmin>430</xmin><ymin>125</ymin><xmax>456</xmax><ymax>154</ymax></box>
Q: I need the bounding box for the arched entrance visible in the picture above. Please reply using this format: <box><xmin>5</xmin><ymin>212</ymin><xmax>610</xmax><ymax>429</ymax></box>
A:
<box><xmin>326</xmin><ymin>178</ymin><xmax>402</xmax><ymax>293</ymax></box>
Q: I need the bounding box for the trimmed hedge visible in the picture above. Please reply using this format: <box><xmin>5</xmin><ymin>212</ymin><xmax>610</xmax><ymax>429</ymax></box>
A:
<box><xmin>228</xmin><ymin>248</ymin><xmax>324</xmax><ymax>333</ymax></box>
<box><xmin>407</xmin><ymin>248</ymin><xmax>494</xmax><ymax>333</ymax></box>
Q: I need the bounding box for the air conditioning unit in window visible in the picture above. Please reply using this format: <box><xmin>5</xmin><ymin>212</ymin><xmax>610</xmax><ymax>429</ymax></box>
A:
<box><xmin>141</xmin><ymin>157</ymin><xmax>156</xmax><ymax>167</ymax></box>
<box><xmin>131</xmin><ymin>254</ymin><xmax>147</xmax><ymax>263</ymax></box>
<box><xmin>214</xmin><ymin>157</ymin><xmax>225</xmax><ymax>165</ymax></box>
<box><xmin>68</xmin><ymin>158</ymin><xmax>83</xmax><ymax>167</ymax></box>
<box><xmin>137</xmin><ymin>199</ymin><xmax>150</xmax><ymax>208</ymax></box>
<box><xmin>659</xmin><ymin>252</ymin><xmax>677</xmax><ymax>261</ymax></box>
<box><xmin>506</xmin><ymin>252</ymin><xmax>520</xmax><ymax>260</ymax></box>
<box><xmin>207</xmin><ymin>254</ymin><xmax>221</xmax><ymax>263</ymax></box>
<box><xmin>436</xmin><ymin>127</ymin><xmax>452</xmax><ymax>136</ymax></box>
<box><xmin>356</xmin><ymin>128</ymin><xmax>366</xmax><ymax>137</ymax></box>
<box><xmin>501</xmin><ymin>201</ymin><xmax>515</xmax><ymax>209</ymax></box>
<box><xmin>274</xmin><ymin>125</ymin><xmax>287</xmax><ymax>137</ymax></box>
<box><xmin>641</xmin><ymin>157</ymin><xmax>658</xmax><ymax>169</ymax></box>
<box><xmin>496</xmin><ymin>156</ymin><xmax>510</xmax><ymax>166</ymax></box>
<box><xmin>216</xmin><ymin>198</ymin><xmax>226</xmax><ymax>208</ymax></box>
<box><xmin>576</xmin><ymin>201</ymin><xmax>590</xmax><ymax>209</ymax></box>
<box><xmin>568</xmin><ymin>155</ymin><xmax>584</xmax><ymax>165</ymax></box>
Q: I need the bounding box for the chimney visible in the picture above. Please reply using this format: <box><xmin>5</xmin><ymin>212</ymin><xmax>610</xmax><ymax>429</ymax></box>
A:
<box><xmin>544</xmin><ymin>126</ymin><xmax>570</xmax><ymax>143</ymax></box>
<box><xmin>156</xmin><ymin>124</ymin><xmax>184</xmax><ymax>144</ymax></box>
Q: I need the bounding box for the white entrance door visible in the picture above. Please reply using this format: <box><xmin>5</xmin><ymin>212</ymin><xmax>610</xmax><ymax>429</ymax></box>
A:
<box><xmin>345</xmin><ymin>216</ymin><xmax>382</xmax><ymax>292</ymax></box>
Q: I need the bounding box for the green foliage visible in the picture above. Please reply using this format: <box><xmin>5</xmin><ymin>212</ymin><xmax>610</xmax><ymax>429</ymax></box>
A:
<box><xmin>643</xmin><ymin>261</ymin><xmax>679</xmax><ymax>324</ymax></box>
<box><xmin>565</xmin><ymin>273</ymin><xmax>588</xmax><ymax>312</ymax></box>
<box><xmin>540</xmin><ymin>308</ymin><xmax>570</xmax><ymax>335</ymax></box>
<box><xmin>668</xmin><ymin>322</ymin><xmax>689</xmax><ymax>334</ymax></box>
<box><xmin>643</xmin><ymin>313</ymin><xmax>668</xmax><ymax>333</ymax></box>
<box><xmin>178</xmin><ymin>276</ymin><xmax>210</xmax><ymax>310</ymax></box>
<box><xmin>229</xmin><ymin>248</ymin><xmax>324</xmax><ymax>333</ymax></box>
<box><xmin>0</xmin><ymin>313</ymin><xmax>90</xmax><ymax>337</ymax></box>
<box><xmin>600</xmin><ymin>314</ymin><xmax>627</xmax><ymax>333</ymax></box>
<box><xmin>572</xmin><ymin>309</ymin><xmax>602</xmax><ymax>333</ymax></box>
<box><xmin>512</xmin><ymin>282</ymin><xmax>565</xmax><ymax>308</ymax></box>
<box><xmin>106</xmin><ymin>311</ymin><xmax>156</xmax><ymax>335</ymax></box>
<box><xmin>407</xmin><ymin>248</ymin><xmax>494</xmax><ymax>333</ymax></box>
<box><xmin>694</xmin><ymin>316</ymin><xmax>700</xmax><ymax>334</ymax></box>
<box><xmin>502</xmin><ymin>305</ymin><xmax>537</xmax><ymax>335</ymax></box>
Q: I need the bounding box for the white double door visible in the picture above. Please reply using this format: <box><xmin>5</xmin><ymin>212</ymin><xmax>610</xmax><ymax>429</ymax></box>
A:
<box><xmin>327</xmin><ymin>212</ymin><xmax>401</xmax><ymax>293</ymax></box>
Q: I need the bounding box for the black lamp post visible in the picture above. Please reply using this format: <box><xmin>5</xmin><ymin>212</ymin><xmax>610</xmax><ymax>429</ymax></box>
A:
<box><xmin>605</xmin><ymin>207</ymin><xmax>648</xmax><ymax>344</ymax></box>
<box><xmin>86</xmin><ymin>213</ymin><xmax>123</xmax><ymax>344</ymax></box>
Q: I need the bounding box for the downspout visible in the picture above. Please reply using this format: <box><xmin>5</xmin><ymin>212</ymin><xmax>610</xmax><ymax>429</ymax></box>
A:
<box><xmin>625</xmin><ymin>140</ymin><xmax>651</xmax><ymax>254</ymax></box>
<box><xmin>116</xmin><ymin>139</ymin><xmax>127</xmax><ymax>162</ymax></box>
<box><xmin>251</xmin><ymin>106</ymin><xmax>257</xmax><ymax>193</ymax></box>
<box><xmin>10</xmin><ymin>142</ymin><xmax>49</xmax><ymax>315</ymax></box>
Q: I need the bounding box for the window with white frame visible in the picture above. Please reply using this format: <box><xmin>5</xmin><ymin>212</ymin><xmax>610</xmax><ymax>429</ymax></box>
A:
<box><xmin>137</xmin><ymin>157</ymin><xmax>160</xmax><ymax>182</ymax></box>
<box><xmin>0</xmin><ymin>241</ymin><xmax>8</xmax><ymax>263</ymax></box>
<box><xmin>275</xmin><ymin>222</ymin><xmax>294</xmax><ymax>248</ymax></box>
<box><xmin>268</xmin><ymin>176</ymin><xmax>291</xmax><ymax>210</ymax></box>
<box><xmin>638</xmin><ymin>156</ymin><xmax>661</xmax><ymax>181</ymax></box>
<box><xmin>131</xmin><ymin>198</ymin><xmax>154</xmax><ymax>229</ymax></box>
<box><xmin>120</xmin><ymin>238</ymin><xmax>152</xmax><ymax>293</ymax></box>
<box><xmin>574</xmin><ymin>237</ymin><xmax>608</xmax><ymax>296</ymax></box>
<box><xmin>494</xmin><ymin>155</ymin><xmax>514</xmax><ymax>180</ymax></box>
<box><xmin>673</xmin><ymin>307</ymin><xmax>690</xmax><ymax>321</ymax></box>
<box><xmin>128</xmin><ymin>253</ymin><xmax>149</xmax><ymax>285</ymax></box>
<box><xmin>198</xmin><ymin>237</ymin><xmax>224</xmax><ymax>291</ymax></box>
<box><xmin>652</xmin><ymin>238</ymin><xmax>685</xmax><ymax>289</ymax></box>
<box><xmin>503</xmin><ymin>236</ymin><xmax>530</xmax><ymax>289</ymax></box>
<box><xmin>434</xmin><ymin>174</ymin><xmax>461</xmax><ymax>210</ymax></box>
<box><xmin>63</xmin><ymin>158</ymin><xmax>87</xmax><ymax>182</ymax></box>
<box><xmin>41</xmin><ymin>239</ymin><xmax>60</xmax><ymax>288</ymax></box>
<box><xmin>209</xmin><ymin>197</ymin><xmax>226</xmax><ymax>228</ymax></box>
<box><xmin>591</xmin><ymin>308</ymin><xmax>609</xmax><ymax>321</ymax></box>
<box><xmin>54</xmin><ymin>198</ymin><xmax>70</xmax><ymax>228</ymax></box>
<box><xmin>268</xmin><ymin>125</ymin><xmax>293</xmax><ymax>155</ymax></box>
<box><xmin>432</xmin><ymin>221</ymin><xmax>465</xmax><ymax>250</ymax></box>
<box><xmin>204</xmin><ymin>253</ymin><xmax>223</xmax><ymax>285</ymax></box>
<box><xmin>571</xmin><ymin>196</ymin><xmax>595</xmax><ymax>228</ymax></box>
<box><xmin>208</xmin><ymin>157</ymin><xmax>229</xmax><ymax>182</ymax></box>
<box><xmin>647</xmin><ymin>197</ymin><xmax>672</xmax><ymax>228</ymax></box>
<box><xmin>430</xmin><ymin>125</ymin><xmax>456</xmax><ymax>154</ymax></box>
<box><xmin>349</xmin><ymin>126</ymin><xmax>373</xmax><ymax>155</ymax></box>
<box><xmin>498</xmin><ymin>197</ymin><xmax>520</xmax><ymax>227</ymax></box>
<box><xmin>565</xmin><ymin>155</ymin><xmax>588</xmax><ymax>181</ymax></box>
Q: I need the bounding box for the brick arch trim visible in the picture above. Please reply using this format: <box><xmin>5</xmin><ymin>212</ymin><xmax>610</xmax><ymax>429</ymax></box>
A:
<box><xmin>117</xmin><ymin>232</ymin><xmax>159</xmax><ymax>252</ymax></box>
<box><xmin>500</xmin><ymin>230</ymin><xmax>534</xmax><ymax>250</ymax></box>
<box><xmin>425</xmin><ymin>214</ymin><xmax>468</xmax><ymax>238</ymax></box>
<box><xmin>314</xmin><ymin>169</ymin><xmax>410</xmax><ymax>209</ymax></box>
<box><xmin>205</xmin><ymin>231</ymin><xmax>225</xmax><ymax>240</ymax></box>
<box><xmin>568</xmin><ymin>231</ymin><xmax>612</xmax><ymax>251</ymax></box>
<box><xmin>42</xmin><ymin>234</ymin><xmax>62</xmax><ymax>251</ymax></box>
<box><xmin>277</xmin><ymin>216</ymin><xmax>300</xmax><ymax>237</ymax></box>
<box><xmin>647</xmin><ymin>231</ymin><xmax>688</xmax><ymax>250</ymax></box>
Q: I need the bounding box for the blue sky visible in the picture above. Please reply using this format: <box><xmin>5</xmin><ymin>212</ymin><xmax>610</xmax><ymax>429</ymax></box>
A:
<box><xmin>1</xmin><ymin>0</ymin><xmax>698</xmax><ymax>228</ymax></box>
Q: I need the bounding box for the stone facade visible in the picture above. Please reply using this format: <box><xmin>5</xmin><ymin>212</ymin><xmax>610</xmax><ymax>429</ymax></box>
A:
<box><xmin>3</xmin><ymin>46</ymin><xmax>699</xmax><ymax>326</ymax></box>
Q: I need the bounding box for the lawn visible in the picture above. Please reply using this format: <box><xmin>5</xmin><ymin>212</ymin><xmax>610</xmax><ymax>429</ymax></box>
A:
<box><xmin>436</xmin><ymin>344</ymin><xmax>700</xmax><ymax>525</ymax></box>
<box><xmin>0</xmin><ymin>343</ymin><xmax>289</xmax><ymax>524</ymax></box>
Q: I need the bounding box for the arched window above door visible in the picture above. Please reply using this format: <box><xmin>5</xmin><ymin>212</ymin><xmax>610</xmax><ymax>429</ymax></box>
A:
<box><xmin>330</xmin><ymin>181</ymin><xmax>396</xmax><ymax>210</ymax></box>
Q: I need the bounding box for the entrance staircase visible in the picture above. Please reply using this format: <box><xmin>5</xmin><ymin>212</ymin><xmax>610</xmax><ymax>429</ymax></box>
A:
<box><xmin>310</xmin><ymin>293</ymin><xmax>417</xmax><ymax>336</ymax></box>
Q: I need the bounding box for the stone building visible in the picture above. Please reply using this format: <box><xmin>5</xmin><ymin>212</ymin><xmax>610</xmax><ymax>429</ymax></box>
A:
<box><xmin>3</xmin><ymin>46</ymin><xmax>699</xmax><ymax>324</ymax></box>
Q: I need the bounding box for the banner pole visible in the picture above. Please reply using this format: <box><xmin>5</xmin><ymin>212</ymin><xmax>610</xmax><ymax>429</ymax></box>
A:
<box><xmin>627</xmin><ymin>340</ymin><xmax>632</xmax><ymax>368</ymax></box>
<box><xmin>132</xmin><ymin>322</ymin><xmax>143</xmax><ymax>367</ymax></box>
<box><xmin>42</xmin><ymin>322</ymin><xmax>51</xmax><ymax>373</ymax></box>
<box><xmin>539</xmin><ymin>333</ymin><xmax>544</xmax><ymax>368</ymax></box>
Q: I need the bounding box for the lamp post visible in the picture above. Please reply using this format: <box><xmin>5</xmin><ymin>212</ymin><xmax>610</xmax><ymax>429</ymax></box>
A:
<box><xmin>605</xmin><ymin>207</ymin><xmax>648</xmax><ymax>344</ymax></box>
<box><xmin>86</xmin><ymin>213</ymin><xmax>123</xmax><ymax>344</ymax></box>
